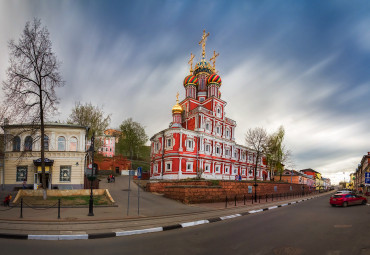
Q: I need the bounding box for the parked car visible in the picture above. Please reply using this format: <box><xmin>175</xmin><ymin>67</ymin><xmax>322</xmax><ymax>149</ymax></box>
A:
<box><xmin>330</xmin><ymin>194</ymin><xmax>367</xmax><ymax>207</ymax></box>
<box><xmin>335</xmin><ymin>189</ymin><xmax>353</xmax><ymax>194</ymax></box>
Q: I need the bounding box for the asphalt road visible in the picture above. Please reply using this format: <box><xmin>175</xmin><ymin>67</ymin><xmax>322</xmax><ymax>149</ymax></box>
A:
<box><xmin>1</xmin><ymin>193</ymin><xmax>369</xmax><ymax>255</ymax></box>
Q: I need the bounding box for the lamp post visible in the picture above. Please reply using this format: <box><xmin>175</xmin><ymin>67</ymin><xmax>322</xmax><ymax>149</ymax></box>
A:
<box><xmin>88</xmin><ymin>134</ymin><xmax>95</xmax><ymax>216</ymax></box>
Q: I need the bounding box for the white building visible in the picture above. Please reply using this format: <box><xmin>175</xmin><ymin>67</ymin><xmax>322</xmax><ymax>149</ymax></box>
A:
<box><xmin>1</xmin><ymin>123</ymin><xmax>88</xmax><ymax>190</ymax></box>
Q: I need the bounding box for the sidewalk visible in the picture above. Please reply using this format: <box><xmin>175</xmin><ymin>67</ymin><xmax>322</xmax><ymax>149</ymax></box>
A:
<box><xmin>0</xmin><ymin>176</ymin><xmax>335</xmax><ymax>239</ymax></box>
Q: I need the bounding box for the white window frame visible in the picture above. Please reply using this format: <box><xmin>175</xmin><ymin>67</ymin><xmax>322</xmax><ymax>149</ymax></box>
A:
<box><xmin>186</xmin><ymin>138</ymin><xmax>194</xmax><ymax>152</ymax></box>
<box><xmin>186</xmin><ymin>162</ymin><xmax>193</xmax><ymax>172</ymax></box>
<box><xmin>225</xmin><ymin>166</ymin><xmax>230</xmax><ymax>174</ymax></box>
<box><xmin>165</xmin><ymin>161</ymin><xmax>172</xmax><ymax>172</ymax></box>
<box><xmin>205</xmin><ymin>163</ymin><xmax>211</xmax><ymax>173</ymax></box>
<box><xmin>242</xmin><ymin>168</ymin><xmax>246</xmax><ymax>176</ymax></box>
<box><xmin>215</xmin><ymin>165</ymin><xmax>221</xmax><ymax>173</ymax></box>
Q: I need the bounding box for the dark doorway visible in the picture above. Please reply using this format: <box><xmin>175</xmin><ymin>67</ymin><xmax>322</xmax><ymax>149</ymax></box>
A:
<box><xmin>115</xmin><ymin>167</ymin><xmax>119</xmax><ymax>174</ymax></box>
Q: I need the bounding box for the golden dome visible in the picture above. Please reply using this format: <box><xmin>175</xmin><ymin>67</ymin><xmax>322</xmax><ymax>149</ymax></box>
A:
<box><xmin>172</xmin><ymin>93</ymin><xmax>183</xmax><ymax>114</ymax></box>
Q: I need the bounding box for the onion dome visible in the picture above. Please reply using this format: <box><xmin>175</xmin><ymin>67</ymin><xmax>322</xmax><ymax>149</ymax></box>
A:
<box><xmin>193</xmin><ymin>58</ymin><xmax>213</xmax><ymax>76</ymax></box>
<box><xmin>183</xmin><ymin>75</ymin><xmax>198</xmax><ymax>87</ymax></box>
<box><xmin>172</xmin><ymin>99</ymin><xmax>183</xmax><ymax>114</ymax></box>
<box><xmin>207</xmin><ymin>73</ymin><xmax>222</xmax><ymax>86</ymax></box>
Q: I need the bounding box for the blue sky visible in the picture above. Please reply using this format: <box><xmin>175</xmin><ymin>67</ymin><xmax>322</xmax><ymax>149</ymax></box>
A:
<box><xmin>1</xmin><ymin>0</ymin><xmax>370</xmax><ymax>184</ymax></box>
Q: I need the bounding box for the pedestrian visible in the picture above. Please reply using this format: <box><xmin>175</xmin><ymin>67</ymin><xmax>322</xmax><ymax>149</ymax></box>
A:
<box><xmin>107</xmin><ymin>176</ymin><xmax>110</xmax><ymax>183</ymax></box>
<box><xmin>22</xmin><ymin>180</ymin><xmax>26</xmax><ymax>189</ymax></box>
<box><xmin>3</xmin><ymin>194</ymin><xmax>11</xmax><ymax>206</ymax></box>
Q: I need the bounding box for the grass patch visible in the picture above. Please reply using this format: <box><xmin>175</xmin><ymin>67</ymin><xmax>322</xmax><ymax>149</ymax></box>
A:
<box><xmin>15</xmin><ymin>195</ymin><xmax>112</xmax><ymax>206</ymax></box>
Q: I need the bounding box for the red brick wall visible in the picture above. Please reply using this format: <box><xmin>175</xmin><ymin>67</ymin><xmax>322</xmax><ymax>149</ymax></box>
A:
<box><xmin>147</xmin><ymin>180</ymin><xmax>312</xmax><ymax>204</ymax></box>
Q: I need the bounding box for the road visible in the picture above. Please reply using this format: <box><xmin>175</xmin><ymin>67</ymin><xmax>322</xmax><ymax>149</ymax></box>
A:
<box><xmin>1</xmin><ymin>193</ymin><xmax>369</xmax><ymax>255</ymax></box>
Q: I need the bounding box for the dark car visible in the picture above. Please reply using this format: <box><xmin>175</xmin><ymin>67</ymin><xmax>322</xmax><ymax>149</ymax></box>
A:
<box><xmin>330</xmin><ymin>194</ymin><xmax>367</xmax><ymax>207</ymax></box>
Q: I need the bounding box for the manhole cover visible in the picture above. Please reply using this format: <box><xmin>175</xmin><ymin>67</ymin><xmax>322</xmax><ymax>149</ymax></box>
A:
<box><xmin>273</xmin><ymin>246</ymin><xmax>303</xmax><ymax>255</ymax></box>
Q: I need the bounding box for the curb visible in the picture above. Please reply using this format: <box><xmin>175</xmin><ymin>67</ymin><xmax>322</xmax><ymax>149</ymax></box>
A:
<box><xmin>0</xmin><ymin>196</ymin><xmax>317</xmax><ymax>240</ymax></box>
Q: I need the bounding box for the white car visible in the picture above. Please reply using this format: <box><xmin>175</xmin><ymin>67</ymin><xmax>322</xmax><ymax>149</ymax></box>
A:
<box><xmin>335</xmin><ymin>190</ymin><xmax>353</xmax><ymax>194</ymax></box>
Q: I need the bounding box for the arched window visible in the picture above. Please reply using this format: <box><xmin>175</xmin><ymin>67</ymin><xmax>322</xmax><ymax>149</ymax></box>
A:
<box><xmin>44</xmin><ymin>135</ymin><xmax>49</xmax><ymax>151</ymax></box>
<box><xmin>24</xmin><ymin>136</ymin><xmax>33</xmax><ymax>151</ymax></box>
<box><xmin>69</xmin><ymin>137</ymin><xmax>78</xmax><ymax>151</ymax></box>
<box><xmin>13</xmin><ymin>136</ymin><xmax>21</xmax><ymax>152</ymax></box>
<box><xmin>58</xmin><ymin>137</ymin><xmax>66</xmax><ymax>151</ymax></box>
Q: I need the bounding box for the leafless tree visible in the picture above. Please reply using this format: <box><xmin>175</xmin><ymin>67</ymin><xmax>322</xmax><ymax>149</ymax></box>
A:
<box><xmin>245</xmin><ymin>127</ymin><xmax>268</xmax><ymax>201</ymax></box>
<box><xmin>2</xmin><ymin>18</ymin><xmax>64</xmax><ymax>191</ymax></box>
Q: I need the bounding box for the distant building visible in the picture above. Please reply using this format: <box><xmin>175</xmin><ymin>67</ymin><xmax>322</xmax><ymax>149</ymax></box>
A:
<box><xmin>354</xmin><ymin>152</ymin><xmax>370</xmax><ymax>194</ymax></box>
<box><xmin>1</xmin><ymin>123</ymin><xmax>87</xmax><ymax>190</ymax></box>
<box><xmin>278</xmin><ymin>169</ymin><xmax>315</xmax><ymax>189</ymax></box>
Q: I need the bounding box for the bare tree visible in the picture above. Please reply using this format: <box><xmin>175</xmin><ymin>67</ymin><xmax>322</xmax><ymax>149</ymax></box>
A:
<box><xmin>245</xmin><ymin>127</ymin><xmax>268</xmax><ymax>201</ymax></box>
<box><xmin>2</xmin><ymin>18</ymin><xmax>64</xmax><ymax>191</ymax></box>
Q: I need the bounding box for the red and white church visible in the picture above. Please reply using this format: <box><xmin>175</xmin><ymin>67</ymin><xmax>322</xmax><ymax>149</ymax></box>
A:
<box><xmin>150</xmin><ymin>31</ymin><xmax>269</xmax><ymax>181</ymax></box>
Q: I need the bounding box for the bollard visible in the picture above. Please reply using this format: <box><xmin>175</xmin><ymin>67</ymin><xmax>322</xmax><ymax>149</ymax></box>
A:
<box><xmin>225</xmin><ymin>196</ymin><xmax>228</xmax><ymax>208</ymax></box>
<box><xmin>20</xmin><ymin>198</ymin><xmax>23</xmax><ymax>218</ymax></box>
<box><xmin>259</xmin><ymin>195</ymin><xmax>261</xmax><ymax>203</ymax></box>
<box><xmin>266</xmin><ymin>194</ymin><xmax>268</xmax><ymax>202</ymax></box>
<box><xmin>58</xmin><ymin>199</ymin><xmax>61</xmax><ymax>219</ymax></box>
<box><xmin>235</xmin><ymin>195</ymin><xmax>237</xmax><ymax>206</ymax></box>
<box><xmin>252</xmin><ymin>195</ymin><xmax>254</xmax><ymax>204</ymax></box>
<box><xmin>244</xmin><ymin>195</ymin><xmax>246</xmax><ymax>205</ymax></box>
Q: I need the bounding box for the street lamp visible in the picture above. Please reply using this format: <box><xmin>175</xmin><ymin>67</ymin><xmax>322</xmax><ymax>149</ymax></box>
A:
<box><xmin>88</xmin><ymin>134</ymin><xmax>95</xmax><ymax>216</ymax></box>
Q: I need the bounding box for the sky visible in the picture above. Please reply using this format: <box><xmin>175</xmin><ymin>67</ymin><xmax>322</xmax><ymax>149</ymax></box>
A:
<box><xmin>1</xmin><ymin>0</ymin><xmax>370</xmax><ymax>184</ymax></box>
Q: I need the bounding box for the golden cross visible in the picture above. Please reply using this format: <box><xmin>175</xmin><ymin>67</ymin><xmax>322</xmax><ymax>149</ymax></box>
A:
<box><xmin>188</xmin><ymin>53</ymin><xmax>195</xmax><ymax>74</ymax></box>
<box><xmin>176</xmin><ymin>92</ymin><xmax>179</xmax><ymax>102</ymax></box>
<box><xmin>198</xmin><ymin>30</ymin><xmax>210</xmax><ymax>58</ymax></box>
<box><xmin>210</xmin><ymin>50</ymin><xmax>219</xmax><ymax>71</ymax></box>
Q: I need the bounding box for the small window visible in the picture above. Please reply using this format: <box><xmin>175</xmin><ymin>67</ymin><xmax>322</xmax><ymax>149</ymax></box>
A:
<box><xmin>69</xmin><ymin>137</ymin><xmax>78</xmax><ymax>151</ymax></box>
<box><xmin>216</xmin><ymin>147</ymin><xmax>220</xmax><ymax>154</ymax></box>
<box><xmin>167</xmin><ymin>139</ymin><xmax>171</xmax><ymax>147</ymax></box>
<box><xmin>166</xmin><ymin>163</ymin><xmax>171</xmax><ymax>171</ymax></box>
<box><xmin>226</xmin><ymin>130</ymin><xmax>229</xmax><ymax>137</ymax></box>
<box><xmin>225</xmin><ymin>167</ymin><xmax>230</xmax><ymax>174</ymax></box>
<box><xmin>44</xmin><ymin>135</ymin><xmax>49</xmax><ymax>151</ymax></box>
<box><xmin>13</xmin><ymin>136</ymin><xmax>21</xmax><ymax>152</ymax></box>
<box><xmin>16</xmin><ymin>166</ymin><xmax>27</xmax><ymax>182</ymax></box>
<box><xmin>206</xmin><ymin>123</ymin><xmax>210</xmax><ymax>130</ymax></box>
<box><xmin>24</xmin><ymin>136</ymin><xmax>33</xmax><ymax>151</ymax></box>
<box><xmin>205</xmin><ymin>144</ymin><xmax>210</xmax><ymax>152</ymax></box>
<box><xmin>205</xmin><ymin>164</ymin><xmax>210</xmax><ymax>172</ymax></box>
<box><xmin>215</xmin><ymin>166</ymin><xmax>220</xmax><ymax>173</ymax></box>
<box><xmin>58</xmin><ymin>137</ymin><xmax>66</xmax><ymax>151</ymax></box>
<box><xmin>60</xmin><ymin>166</ymin><xmax>71</xmax><ymax>182</ymax></box>
<box><xmin>186</xmin><ymin>162</ymin><xmax>193</xmax><ymax>171</ymax></box>
<box><xmin>216</xmin><ymin>127</ymin><xmax>220</xmax><ymax>134</ymax></box>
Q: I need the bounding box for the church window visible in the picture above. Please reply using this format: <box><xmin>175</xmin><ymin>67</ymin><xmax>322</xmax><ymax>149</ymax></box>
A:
<box><xmin>205</xmin><ymin>144</ymin><xmax>210</xmax><ymax>153</ymax></box>
<box><xmin>167</xmin><ymin>138</ymin><xmax>172</xmax><ymax>148</ymax></box>
<box><xmin>216</xmin><ymin>147</ymin><xmax>220</xmax><ymax>154</ymax></box>
<box><xmin>233</xmin><ymin>167</ymin><xmax>237</xmax><ymax>175</ymax></box>
<box><xmin>215</xmin><ymin>166</ymin><xmax>220</xmax><ymax>173</ymax></box>
<box><xmin>205</xmin><ymin>164</ymin><xmax>210</xmax><ymax>172</ymax></box>
<box><xmin>186</xmin><ymin>162</ymin><xmax>193</xmax><ymax>171</ymax></box>
<box><xmin>216</xmin><ymin>126</ymin><xmax>220</xmax><ymax>134</ymax></box>
<box><xmin>242</xmin><ymin>168</ymin><xmax>246</xmax><ymax>176</ymax></box>
<box><xmin>165</xmin><ymin>161</ymin><xmax>172</xmax><ymax>172</ymax></box>
<box><xmin>225</xmin><ymin>166</ymin><xmax>230</xmax><ymax>174</ymax></box>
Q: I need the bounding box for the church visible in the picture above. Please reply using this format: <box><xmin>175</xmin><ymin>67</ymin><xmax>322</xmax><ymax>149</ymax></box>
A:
<box><xmin>150</xmin><ymin>31</ymin><xmax>269</xmax><ymax>181</ymax></box>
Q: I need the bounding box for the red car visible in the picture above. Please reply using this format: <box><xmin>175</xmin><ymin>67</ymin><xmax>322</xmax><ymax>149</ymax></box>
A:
<box><xmin>330</xmin><ymin>194</ymin><xmax>367</xmax><ymax>207</ymax></box>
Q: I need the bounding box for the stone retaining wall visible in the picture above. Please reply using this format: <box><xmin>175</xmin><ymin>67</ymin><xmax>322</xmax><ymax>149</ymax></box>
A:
<box><xmin>147</xmin><ymin>180</ymin><xmax>313</xmax><ymax>204</ymax></box>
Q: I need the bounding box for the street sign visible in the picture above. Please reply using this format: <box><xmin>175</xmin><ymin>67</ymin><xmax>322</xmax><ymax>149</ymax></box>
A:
<box><xmin>137</xmin><ymin>167</ymin><xmax>142</xmax><ymax>179</ymax></box>
<box><xmin>365</xmin><ymin>172</ymin><xmax>370</xmax><ymax>186</ymax></box>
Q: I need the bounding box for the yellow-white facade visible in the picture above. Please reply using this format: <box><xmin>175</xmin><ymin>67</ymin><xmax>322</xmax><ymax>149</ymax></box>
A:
<box><xmin>1</xmin><ymin>123</ymin><xmax>87</xmax><ymax>191</ymax></box>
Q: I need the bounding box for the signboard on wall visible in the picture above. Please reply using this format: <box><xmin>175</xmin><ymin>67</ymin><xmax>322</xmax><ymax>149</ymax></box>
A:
<box><xmin>365</xmin><ymin>172</ymin><xmax>370</xmax><ymax>186</ymax></box>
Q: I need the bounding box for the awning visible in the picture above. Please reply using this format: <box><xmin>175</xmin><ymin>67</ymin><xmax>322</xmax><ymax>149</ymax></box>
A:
<box><xmin>33</xmin><ymin>158</ymin><xmax>54</xmax><ymax>166</ymax></box>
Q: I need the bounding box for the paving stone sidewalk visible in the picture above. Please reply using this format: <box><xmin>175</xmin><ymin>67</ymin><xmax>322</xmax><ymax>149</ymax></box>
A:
<box><xmin>0</xmin><ymin>176</ymin><xmax>335</xmax><ymax>237</ymax></box>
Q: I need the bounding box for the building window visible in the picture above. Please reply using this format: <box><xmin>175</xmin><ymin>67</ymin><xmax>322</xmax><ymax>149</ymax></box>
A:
<box><xmin>216</xmin><ymin>146</ymin><xmax>220</xmax><ymax>154</ymax></box>
<box><xmin>233</xmin><ymin>168</ymin><xmax>237</xmax><ymax>175</ymax></box>
<box><xmin>225</xmin><ymin>166</ymin><xmax>230</xmax><ymax>174</ymax></box>
<box><xmin>186</xmin><ymin>162</ymin><xmax>193</xmax><ymax>171</ymax></box>
<box><xmin>13</xmin><ymin>136</ymin><xmax>21</xmax><ymax>152</ymax></box>
<box><xmin>205</xmin><ymin>164</ymin><xmax>210</xmax><ymax>172</ymax></box>
<box><xmin>60</xmin><ymin>166</ymin><xmax>71</xmax><ymax>182</ymax></box>
<box><xmin>44</xmin><ymin>135</ymin><xmax>49</xmax><ymax>151</ymax></box>
<box><xmin>24</xmin><ymin>136</ymin><xmax>33</xmax><ymax>151</ymax></box>
<box><xmin>215</xmin><ymin>165</ymin><xmax>220</xmax><ymax>173</ymax></box>
<box><xmin>69</xmin><ymin>137</ymin><xmax>78</xmax><ymax>151</ymax></box>
<box><xmin>165</xmin><ymin>162</ymin><xmax>172</xmax><ymax>172</ymax></box>
<box><xmin>242</xmin><ymin>168</ymin><xmax>246</xmax><ymax>176</ymax></box>
<box><xmin>16</xmin><ymin>166</ymin><xmax>27</xmax><ymax>182</ymax></box>
<box><xmin>225</xmin><ymin>149</ymin><xmax>229</xmax><ymax>156</ymax></box>
<box><xmin>58</xmin><ymin>137</ymin><xmax>66</xmax><ymax>151</ymax></box>
<box><xmin>226</xmin><ymin>129</ymin><xmax>229</xmax><ymax>138</ymax></box>
<box><xmin>205</xmin><ymin>144</ymin><xmax>210</xmax><ymax>153</ymax></box>
<box><xmin>167</xmin><ymin>138</ymin><xmax>172</xmax><ymax>148</ymax></box>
